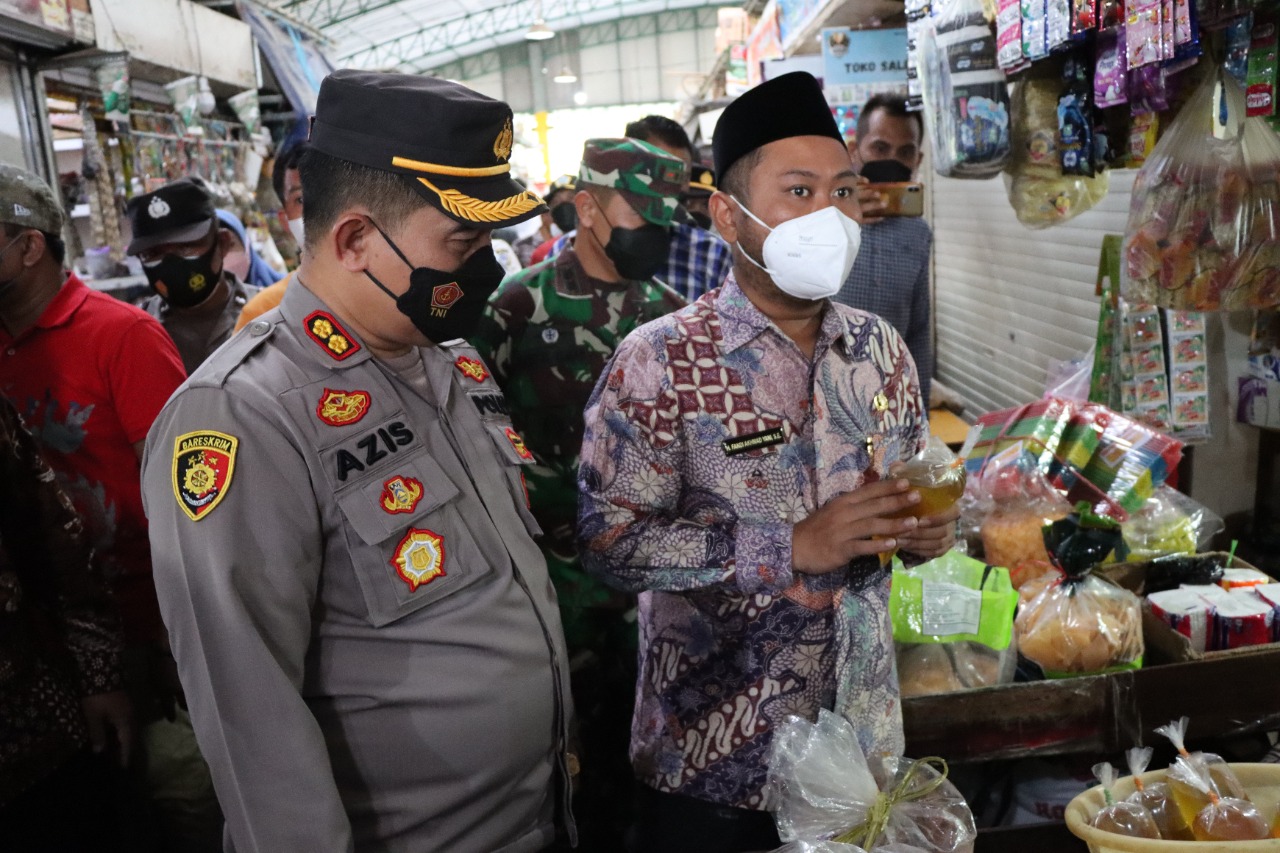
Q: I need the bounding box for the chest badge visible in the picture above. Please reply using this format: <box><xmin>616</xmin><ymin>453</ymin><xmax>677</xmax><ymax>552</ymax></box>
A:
<box><xmin>505</xmin><ymin>426</ymin><xmax>534</xmax><ymax>461</ymax></box>
<box><xmin>316</xmin><ymin>388</ymin><xmax>371</xmax><ymax>426</ymax></box>
<box><xmin>380</xmin><ymin>475</ymin><xmax>424</xmax><ymax>515</ymax></box>
<box><xmin>454</xmin><ymin>355</ymin><xmax>489</xmax><ymax>383</ymax></box>
<box><xmin>172</xmin><ymin>430</ymin><xmax>239</xmax><ymax>521</ymax></box>
<box><xmin>391</xmin><ymin>528</ymin><xmax>446</xmax><ymax>591</ymax></box>
<box><xmin>304</xmin><ymin>310</ymin><xmax>361</xmax><ymax>361</ymax></box>
<box><xmin>541</xmin><ymin>327</ymin><xmax>559</xmax><ymax>344</ymax></box>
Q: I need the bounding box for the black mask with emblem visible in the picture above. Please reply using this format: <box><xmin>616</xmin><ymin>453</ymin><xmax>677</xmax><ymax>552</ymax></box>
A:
<box><xmin>142</xmin><ymin>238</ymin><xmax>222</xmax><ymax>309</ymax></box>
<box><xmin>365</xmin><ymin>221</ymin><xmax>506</xmax><ymax>345</ymax></box>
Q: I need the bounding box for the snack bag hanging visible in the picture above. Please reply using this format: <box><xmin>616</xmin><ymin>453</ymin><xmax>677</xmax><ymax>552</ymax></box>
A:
<box><xmin>1124</xmin><ymin>63</ymin><xmax>1280</xmax><ymax>310</ymax></box>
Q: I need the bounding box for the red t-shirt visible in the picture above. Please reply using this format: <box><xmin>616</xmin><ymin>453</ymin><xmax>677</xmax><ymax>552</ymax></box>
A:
<box><xmin>0</xmin><ymin>273</ymin><xmax>186</xmax><ymax>645</ymax></box>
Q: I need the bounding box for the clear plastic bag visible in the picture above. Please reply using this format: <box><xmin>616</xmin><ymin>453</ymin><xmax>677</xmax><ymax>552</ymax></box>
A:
<box><xmin>1005</xmin><ymin>74</ymin><xmax>1109</xmax><ymax>229</ymax></box>
<box><xmin>1112</xmin><ymin>485</ymin><xmax>1225</xmax><ymax>561</ymax></box>
<box><xmin>1124</xmin><ymin>63</ymin><xmax>1280</xmax><ymax>310</ymax></box>
<box><xmin>769</xmin><ymin>710</ymin><xmax>977</xmax><ymax>852</ymax></box>
<box><xmin>963</xmin><ymin>446</ymin><xmax>1073</xmax><ymax>588</ymax></box>
<box><xmin>1155</xmin><ymin>716</ymin><xmax>1251</xmax><ymax>829</ymax></box>
<box><xmin>771</xmin><ymin>844</ymin><xmax>870</xmax><ymax>853</ymax></box>
<box><xmin>1124</xmin><ymin>746</ymin><xmax>1191</xmax><ymax>839</ymax></box>
<box><xmin>1166</xmin><ymin>755</ymin><xmax>1269</xmax><ymax>841</ymax></box>
<box><xmin>1089</xmin><ymin>762</ymin><xmax>1162</xmax><ymax>838</ymax></box>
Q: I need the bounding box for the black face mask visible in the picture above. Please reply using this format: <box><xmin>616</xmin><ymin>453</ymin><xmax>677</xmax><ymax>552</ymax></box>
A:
<box><xmin>143</xmin><ymin>239</ymin><xmax>222</xmax><ymax>309</ymax></box>
<box><xmin>365</xmin><ymin>222</ymin><xmax>506</xmax><ymax>345</ymax></box>
<box><xmin>550</xmin><ymin>203</ymin><xmax>577</xmax><ymax>235</ymax></box>
<box><xmin>596</xmin><ymin>210</ymin><xmax>671</xmax><ymax>281</ymax></box>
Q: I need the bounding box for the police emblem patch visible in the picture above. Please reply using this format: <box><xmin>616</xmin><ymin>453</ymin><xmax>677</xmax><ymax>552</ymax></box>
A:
<box><xmin>316</xmin><ymin>388</ymin><xmax>371</xmax><ymax>426</ymax></box>
<box><xmin>391</xmin><ymin>528</ymin><xmax>445</xmax><ymax>591</ymax></box>
<box><xmin>172</xmin><ymin>430</ymin><xmax>238</xmax><ymax>521</ymax></box>
<box><xmin>454</xmin><ymin>356</ymin><xmax>489</xmax><ymax>383</ymax></box>
<box><xmin>304</xmin><ymin>310</ymin><xmax>362</xmax><ymax>361</ymax></box>
<box><xmin>541</xmin><ymin>328</ymin><xmax>559</xmax><ymax>344</ymax></box>
<box><xmin>148</xmin><ymin>196</ymin><xmax>170</xmax><ymax>219</ymax></box>
<box><xmin>431</xmin><ymin>283</ymin><xmax>463</xmax><ymax>314</ymax></box>
<box><xmin>494</xmin><ymin>117</ymin><xmax>514</xmax><ymax>162</ymax></box>
<box><xmin>380</xmin><ymin>475</ymin><xmax>424</xmax><ymax>515</ymax></box>
<box><xmin>188</xmin><ymin>272</ymin><xmax>207</xmax><ymax>292</ymax></box>
<box><xmin>505</xmin><ymin>426</ymin><xmax>533</xmax><ymax>461</ymax></box>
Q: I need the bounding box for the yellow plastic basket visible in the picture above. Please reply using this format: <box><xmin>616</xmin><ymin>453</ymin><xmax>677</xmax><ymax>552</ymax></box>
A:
<box><xmin>1066</xmin><ymin>764</ymin><xmax>1280</xmax><ymax>852</ymax></box>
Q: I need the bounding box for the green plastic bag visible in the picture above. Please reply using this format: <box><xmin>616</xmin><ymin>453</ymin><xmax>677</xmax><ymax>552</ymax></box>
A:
<box><xmin>890</xmin><ymin>551</ymin><xmax>1018</xmax><ymax>650</ymax></box>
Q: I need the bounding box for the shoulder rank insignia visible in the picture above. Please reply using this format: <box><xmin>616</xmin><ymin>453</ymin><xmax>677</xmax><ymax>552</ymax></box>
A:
<box><xmin>380</xmin><ymin>475</ymin><xmax>424</xmax><ymax>515</ymax></box>
<box><xmin>304</xmin><ymin>310</ymin><xmax>361</xmax><ymax>361</ymax></box>
<box><xmin>505</xmin><ymin>426</ymin><xmax>534</xmax><ymax>461</ymax></box>
<box><xmin>316</xmin><ymin>388</ymin><xmax>371</xmax><ymax>426</ymax></box>
<box><xmin>454</xmin><ymin>355</ymin><xmax>489</xmax><ymax>383</ymax></box>
<box><xmin>172</xmin><ymin>430</ymin><xmax>238</xmax><ymax>521</ymax></box>
<box><xmin>391</xmin><ymin>528</ymin><xmax>445</xmax><ymax>591</ymax></box>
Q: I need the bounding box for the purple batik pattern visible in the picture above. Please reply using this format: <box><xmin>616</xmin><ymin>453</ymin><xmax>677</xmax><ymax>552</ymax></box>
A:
<box><xmin>578</xmin><ymin>274</ymin><xmax>925</xmax><ymax>808</ymax></box>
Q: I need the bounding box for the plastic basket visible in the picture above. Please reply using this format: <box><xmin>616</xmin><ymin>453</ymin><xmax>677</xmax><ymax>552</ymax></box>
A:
<box><xmin>1066</xmin><ymin>764</ymin><xmax>1280</xmax><ymax>851</ymax></box>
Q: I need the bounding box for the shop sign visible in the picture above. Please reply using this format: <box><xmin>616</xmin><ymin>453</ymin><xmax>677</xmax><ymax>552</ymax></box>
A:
<box><xmin>821</xmin><ymin>27</ymin><xmax>910</xmax><ymax>86</ymax></box>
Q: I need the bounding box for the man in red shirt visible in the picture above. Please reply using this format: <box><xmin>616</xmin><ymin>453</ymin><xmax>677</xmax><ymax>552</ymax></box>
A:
<box><xmin>0</xmin><ymin>165</ymin><xmax>207</xmax><ymax>847</ymax></box>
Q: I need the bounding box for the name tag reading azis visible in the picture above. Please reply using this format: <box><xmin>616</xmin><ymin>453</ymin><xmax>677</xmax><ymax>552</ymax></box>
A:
<box><xmin>722</xmin><ymin>427</ymin><xmax>786</xmax><ymax>457</ymax></box>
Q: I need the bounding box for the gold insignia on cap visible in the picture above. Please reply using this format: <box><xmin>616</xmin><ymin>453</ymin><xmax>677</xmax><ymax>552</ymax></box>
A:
<box><xmin>699</xmin><ymin>171</ymin><xmax>715</xmax><ymax>186</ymax></box>
<box><xmin>415</xmin><ymin>176</ymin><xmax>541</xmax><ymax>224</ymax></box>
<box><xmin>494</xmin><ymin>117</ymin><xmax>514</xmax><ymax>162</ymax></box>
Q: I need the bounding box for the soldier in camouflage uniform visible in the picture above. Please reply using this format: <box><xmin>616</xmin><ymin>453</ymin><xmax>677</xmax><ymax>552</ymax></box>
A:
<box><xmin>472</xmin><ymin>137</ymin><xmax>687</xmax><ymax>852</ymax></box>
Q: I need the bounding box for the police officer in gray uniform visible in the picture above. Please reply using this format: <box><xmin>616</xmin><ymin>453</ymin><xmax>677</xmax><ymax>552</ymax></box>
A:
<box><xmin>141</xmin><ymin>70</ymin><xmax>575</xmax><ymax>853</ymax></box>
<box><xmin>127</xmin><ymin>178</ymin><xmax>260</xmax><ymax>374</ymax></box>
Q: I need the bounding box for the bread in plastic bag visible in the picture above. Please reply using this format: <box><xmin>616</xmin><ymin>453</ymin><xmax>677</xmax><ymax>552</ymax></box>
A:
<box><xmin>1124</xmin><ymin>63</ymin><xmax>1280</xmax><ymax>310</ymax></box>
<box><xmin>1005</xmin><ymin>72</ymin><xmax>1109</xmax><ymax>229</ymax></box>
<box><xmin>768</xmin><ymin>710</ymin><xmax>976</xmax><ymax>852</ymax></box>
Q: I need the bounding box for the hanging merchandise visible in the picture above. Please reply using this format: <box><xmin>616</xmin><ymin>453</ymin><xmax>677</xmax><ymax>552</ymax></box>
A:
<box><xmin>1004</xmin><ymin>62</ymin><xmax>1109</xmax><ymax>228</ymax></box>
<box><xmin>165</xmin><ymin>75</ymin><xmax>202</xmax><ymax>132</ymax></box>
<box><xmin>94</xmin><ymin>56</ymin><xmax>131</xmax><ymax>124</ymax></box>
<box><xmin>1095</xmin><ymin>26</ymin><xmax>1130</xmax><ymax>108</ymax></box>
<box><xmin>1124</xmin><ymin>63</ymin><xmax>1280</xmax><ymax>310</ymax></box>
<box><xmin>1246</xmin><ymin>15</ymin><xmax>1277</xmax><ymax>117</ymax></box>
<box><xmin>81</xmin><ymin>107</ymin><xmax>125</xmax><ymax>265</ymax></box>
<box><xmin>922</xmin><ymin>0</ymin><xmax>1013</xmax><ymax>177</ymax></box>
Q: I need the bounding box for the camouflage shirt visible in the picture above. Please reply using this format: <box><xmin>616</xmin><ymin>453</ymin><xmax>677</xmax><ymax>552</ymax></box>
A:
<box><xmin>471</xmin><ymin>246</ymin><xmax>684</xmax><ymax>619</ymax></box>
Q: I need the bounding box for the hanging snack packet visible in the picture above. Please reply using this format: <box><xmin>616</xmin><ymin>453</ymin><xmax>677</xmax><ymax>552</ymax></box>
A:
<box><xmin>1168</xmin><ymin>756</ymin><xmax>1270</xmax><ymax>841</ymax></box>
<box><xmin>1155</xmin><ymin>716</ymin><xmax>1250</xmax><ymax>829</ymax></box>
<box><xmin>1059</xmin><ymin>53</ymin><xmax>1096</xmax><ymax>176</ymax></box>
<box><xmin>1095</xmin><ymin>27</ymin><xmax>1129</xmax><ymax>107</ymax></box>
<box><xmin>1124</xmin><ymin>747</ymin><xmax>1191</xmax><ymax>839</ymax></box>
<box><xmin>1248</xmin><ymin>17</ymin><xmax>1278</xmax><ymax>118</ymax></box>
<box><xmin>1090</xmin><ymin>762</ymin><xmax>1162</xmax><ymax>837</ymax></box>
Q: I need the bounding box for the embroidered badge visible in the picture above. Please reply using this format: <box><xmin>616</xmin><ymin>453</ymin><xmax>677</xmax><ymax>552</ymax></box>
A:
<box><xmin>148</xmin><ymin>196</ymin><xmax>170</xmax><ymax>219</ymax></box>
<box><xmin>380</xmin><ymin>475</ymin><xmax>424</xmax><ymax>515</ymax></box>
<box><xmin>454</xmin><ymin>356</ymin><xmax>489</xmax><ymax>383</ymax></box>
<box><xmin>304</xmin><ymin>311</ymin><xmax>361</xmax><ymax>361</ymax></box>
<box><xmin>172</xmin><ymin>430</ymin><xmax>238</xmax><ymax>521</ymax></box>
<box><xmin>316</xmin><ymin>388</ymin><xmax>371</xmax><ymax>426</ymax></box>
<box><xmin>505</xmin><ymin>427</ymin><xmax>533</xmax><ymax>461</ymax></box>
<box><xmin>391</xmin><ymin>528</ymin><xmax>446</xmax><ymax>591</ymax></box>
<box><xmin>494</xmin><ymin>117</ymin><xmax>514</xmax><ymax>162</ymax></box>
<box><xmin>431</xmin><ymin>283</ymin><xmax>463</xmax><ymax>315</ymax></box>
<box><xmin>541</xmin><ymin>328</ymin><xmax>559</xmax><ymax>344</ymax></box>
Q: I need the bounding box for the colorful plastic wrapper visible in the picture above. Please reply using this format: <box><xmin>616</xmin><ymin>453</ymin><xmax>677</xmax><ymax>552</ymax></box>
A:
<box><xmin>1147</xmin><ymin>588</ymin><xmax>1212</xmax><ymax>652</ymax></box>
<box><xmin>1247</xmin><ymin>17</ymin><xmax>1277</xmax><ymax>118</ymax></box>
<box><xmin>1124</xmin><ymin>746</ymin><xmax>1190</xmax><ymax>839</ymax></box>
<box><xmin>1124</xmin><ymin>65</ymin><xmax>1280</xmax><ymax>311</ymax></box>
<box><xmin>998</xmin><ymin>0</ymin><xmax>1030</xmax><ymax>71</ymax></box>
<box><xmin>1089</xmin><ymin>762</ymin><xmax>1161</xmax><ymax>838</ymax></box>
<box><xmin>963</xmin><ymin>399</ymin><xmax>1183</xmax><ymax>521</ymax></box>
<box><xmin>1095</xmin><ymin>27</ymin><xmax>1129</xmax><ymax>107</ymax></box>
<box><xmin>891</xmin><ymin>552</ymin><xmax>1019</xmax><ymax>695</ymax></box>
<box><xmin>1211</xmin><ymin>589</ymin><xmax>1276</xmax><ymax>650</ymax></box>
<box><xmin>768</xmin><ymin>710</ymin><xmax>977</xmax><ymax>852</ymax></box>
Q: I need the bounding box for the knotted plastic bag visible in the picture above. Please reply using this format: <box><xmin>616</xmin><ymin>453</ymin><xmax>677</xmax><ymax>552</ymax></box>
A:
<box><xmin>768</xmin><ymin>710</ymin><xmax>976</xmax><ymax>852</ymax></box>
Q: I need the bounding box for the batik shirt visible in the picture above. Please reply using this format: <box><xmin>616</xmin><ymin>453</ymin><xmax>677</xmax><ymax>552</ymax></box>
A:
<box><xmin>578</xmin><ymin>274</ymin><xmax>926</xmax><ymax>809</ymax></box>
<box><xmin>472</xmin><ymin>248</ymin><xmax>684</xmax><ymax>641</ymax></box>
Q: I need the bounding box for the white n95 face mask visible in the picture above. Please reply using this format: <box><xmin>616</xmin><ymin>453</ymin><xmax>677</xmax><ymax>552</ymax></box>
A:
<box><xmin>732</xmin><ymin>197</ymin><xmax>862</xmax><ymax>301</ymax></box>
<box><xmin>287</xmin><ymin>217</ymin><xmax>305</xmax><ymax>246</ymax></box>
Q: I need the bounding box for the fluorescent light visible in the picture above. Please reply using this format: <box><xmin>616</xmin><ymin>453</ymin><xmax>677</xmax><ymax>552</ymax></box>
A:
<box><xmin>525</xmin><ymin>19</ymin><xmax>555</xmax><ymax>40</ymax></box>
<box><xmin>553</xmin><ymin>66</ymin><xmax>577</xmax><ymax>84</ymax></box>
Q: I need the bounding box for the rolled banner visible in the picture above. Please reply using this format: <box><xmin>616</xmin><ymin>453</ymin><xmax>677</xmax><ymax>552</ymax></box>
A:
<box><xmin>95</xmin><ymin>57</ymin><xmax>131</xmax><ymax>123</ymax></box>
<box><xmin>165</xmin><ymin>75</ymin><xmax>200</xmax><ymax>130</ymax></box>
<box><xmin>228</xmin><ymin>88</ymin><xmax>261</xmax><ymax>135</ymax></box>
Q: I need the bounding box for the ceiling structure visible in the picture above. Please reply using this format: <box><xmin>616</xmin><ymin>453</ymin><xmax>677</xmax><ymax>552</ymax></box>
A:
<box><xmin>254</xmin><ymin>0</ymin><xmax>731</xmax><ymax>74</ymax></box>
